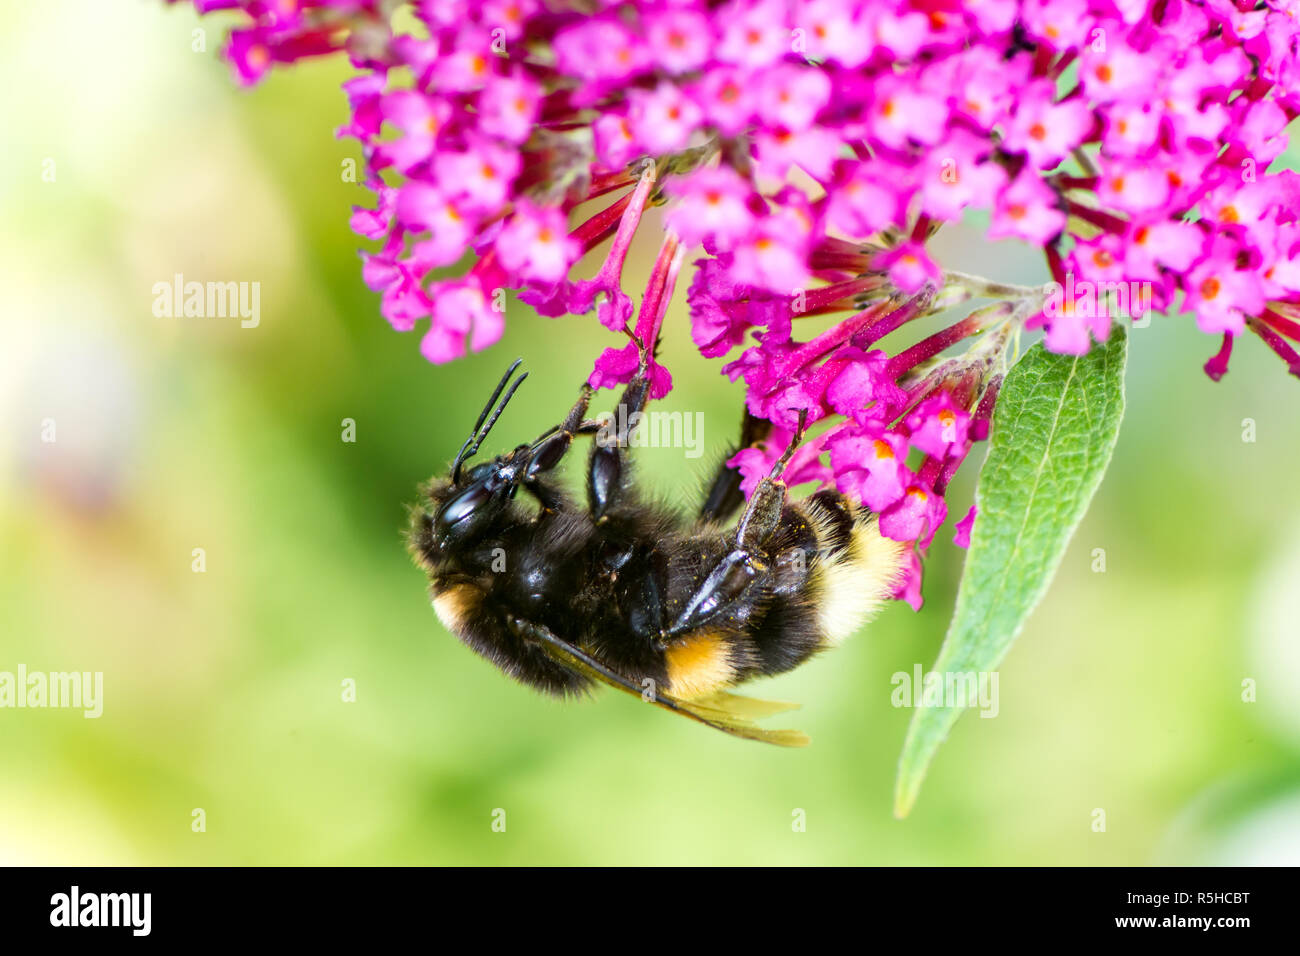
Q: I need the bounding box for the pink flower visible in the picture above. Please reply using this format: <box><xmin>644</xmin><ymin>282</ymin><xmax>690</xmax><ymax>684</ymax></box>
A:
<box><xmin>1006</xmin><ymin>85</ymin><xmax>1093</xmax><ymax>170</ymax></box>
<box><xmin>629</xmin><ymin>84</ymin><xmax>704</xmax><ymax>155</ymax></box>
<box><xmin>757</xmin><ymin>65</ymin><xmax>831</xmax><ymax>132</ymax></box>
<box><xmin>434</xmin><ymin>138</ymin><xmax>520</xmax><ymax>214</ymax></box>
<box><xmin>396</xmin><ymin>186</ymin><xmax>475</xmax><ymax>268</ymax></box>
<box><xmin>375</xmin><ymin>92</ymin><xmax>450</xmax><ymax>175</ymax></box>
<box><xmin>876</xmin><ymin>242</ymin><xmax>941</xmax><ymax>296</ymax></box>
<box><xmin>419</xmin><ymin>278</ymin><xmax>501</xmax><ymax>363</ymax></box>
<box><xmin>880</xmin><ymin>486</ymin><xmax>948</xmax><ymax>549</ymax></box>
<box><xmin>827</xmin><ymin>160</ymin><xmax>909</xmax><ymax>237</ymax></box>
<box><xmin>553</xmin><ymin>17</ymin><xmax>648</xmax><ymax>87</ymax></box>
<box><xmin>478</xmin><ymin>74</ymin><xmax>540</xmax><ymax>144</ymax></box>
<box><xmin>716</xmin><ymin>0</ymin><xmax>791</xmax><ymax>68</ymax></box>
<box><xmin>953</xmin><ymin>506</ymin><xmax>976</xmax><ymax>549</ymax></box>
<box><xmin>796</xmin><ymin>0</ymin><xmax>871</xmax><ymax>67</ymax></box>
<box><xmin>988</xmin><ymin>173</ymin><xmax>1065</xmax><ymax>245</ymax></box>
<box><xmin>666</xmin><ymin>166</ymin><xmax>756</xmax><ymax>252</ymax></box>
<box><xmin>829</xmin><ymin>427</ymin><xmax>910</xmax><ymax>514</ymax></box>
<box><xmin>646</xmin><ymin>7</ymin><xmax>714</xmax><ymax>74</ymax></box>
<box><xmin>432</xmin><ymin>34</ymin><xmax>496</xmax><ymax>93</ymax></box>
<box><xmin>226</xmin><ymin>28</ymin><xmax>274</xmax><ymax>85</ymax></box>
<box><xmin>729</xmin><ymin>213</ymin><xmax>812</xmax><ymax>292</ymax></box>
<box><xmin>593</xmin><ymin>113</ymin><xmax>637</xmax><ymax>169</ymax></box>
<box><xmin>825</xmin><ymin>349</ymin><xmax>907</xmax><ymax>423</ymax></box>
<box><xmin>753</xmin><ymin>126</ymin><xmax>842</xmax><ymax>182</ymax></box>
<box><xmin>893</xmin><ymin>549</ymin><xmax>925</xmax><ymax>611</ymax></box>
<box><xmin>692</xmin><ymin>67</ymin><xmax>757</xmax><ymax>135</ymax></box>
<box><xmin>1125</xmin><ymin>220</ymin><xmax>1203</xmax><ymax>278</ymax></box>
<box><xmin>350</xmin><ymin>185</ymin><xmax>396</xmax><ymax>241</ymax></box>
<box><xmin>918</xmin><ymin>132</ymin><xmax>1005</xmax><ymax>222</ymax></box>
<box><xmin>869</xmin><ymin>78</ymin><xmax>948</xmax><ymax>149</ymax></box>
<box><xmin>1079</xmin><ymin>40</ymin><xmax>1160</xmax><ymax>103</ymax></box>
<box><xmin>495</xmin><ymin>201</ymin><xmax>579</xmax><ymax>285</ymax></box>
<box><xmin>906</xmin><ymin>392</ymin><xmax>971</xmax><ymax>462</ymax></box>
<box><xmin>1184</xmin><ymin>254</ymin><xmax>1265</xmax><ymax>336</ymax></box>
<box><xmin>184</xmin><ymin>0</ymin><xmax>1300</xmax><ymax>609</ymax></box>
<box><xmin>1096</xmin><ymin>162</ymin><xmax>1172</xmax><ymax>216</ymax></box>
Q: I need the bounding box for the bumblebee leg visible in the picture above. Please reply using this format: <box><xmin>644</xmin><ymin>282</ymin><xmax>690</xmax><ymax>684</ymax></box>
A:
<box><xmin>524</xmin><ymin>384</ymin><xmax>596</xmax><ymax>478</ymax></box>
<box><xmin>666</xmin><ymin>412</ymin><xmax>809</xmax><ymax>638</ymax></box>
<box><xmin>697</xmin><ymin>409</ymin><xmax>773</xmax><ymax>525</ymax></box>
<box><xmin>587</xmin><ymin>365</ymin><xmax>653</xmax><ymax>522</ymax></box>
<box><xmin>734</xmin><ymin>409</ymin><xmax>807</xmax><ymax>550</ymax></box>
<box><xmin>519</xmin><ymin>384</ymin><xmax>603</xmax><ymax>510</ymax></box>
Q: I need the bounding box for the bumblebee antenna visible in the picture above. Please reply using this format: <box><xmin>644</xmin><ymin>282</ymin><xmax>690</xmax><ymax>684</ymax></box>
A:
<box><xmin>453</xmin><ymin>358</ymin><xmax>523</xmax><ymax>483</ymax></box>
<box><xmin>449</xmin><ymin>361</ymin><xmax>525</xmax><ymax>486</ymax></box>
<box><xmin>467</xmin><ymin>370</ymin><xmax>528</xmax><ymax>458</ymax></box>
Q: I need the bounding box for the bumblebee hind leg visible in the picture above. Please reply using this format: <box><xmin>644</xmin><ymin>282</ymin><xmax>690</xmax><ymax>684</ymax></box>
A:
<box><xmin>665</xmin><ymin>416</ymin><xmax>809</xmax><ymax>641</ymax></box>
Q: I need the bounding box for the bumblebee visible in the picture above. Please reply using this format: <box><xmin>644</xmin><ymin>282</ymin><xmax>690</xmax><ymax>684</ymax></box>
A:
<box><xmin>408</xmin><ymin>342</ymin><xmax>908</xmax><ymax>745</ymax></box>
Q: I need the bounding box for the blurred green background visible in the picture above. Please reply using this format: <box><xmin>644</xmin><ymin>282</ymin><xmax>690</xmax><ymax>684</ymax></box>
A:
<box><xmin>2</xmin><ymin>3</ymin><xmax>1299</xmax><ymax>865</ymax></box>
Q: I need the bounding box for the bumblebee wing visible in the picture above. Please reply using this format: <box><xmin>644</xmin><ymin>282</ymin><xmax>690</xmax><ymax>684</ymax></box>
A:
<box><xmin>687</xmin><ymin>689</ymin><xmax>802</xmax><ymax>720</ymax></box>
<box><xmin>527</xmin><ymin>624</ymin><xmax>809</xmax><ymax>747</ymax></box>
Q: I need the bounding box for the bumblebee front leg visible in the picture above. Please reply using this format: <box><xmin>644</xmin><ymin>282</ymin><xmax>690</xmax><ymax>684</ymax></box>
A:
<box><xmin>588</xmin><ymin>361</ymin><xmax>653</xmax><ymax>523</ymax></box>
<box><xmin>520</xmin><ymin>384</ymin><xmax>601</xmax><ymax>510</ymax></box>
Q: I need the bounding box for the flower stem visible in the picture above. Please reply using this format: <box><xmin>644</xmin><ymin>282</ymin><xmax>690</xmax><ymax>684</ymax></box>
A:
<box><xmin>629</xmin><ymin>230</ymin><xmax>683</xmax><ymax>367</ymax></box>
<box><xmin>884</xmin><ymin>312</ymin><xmax>985</xmax><ymax>379</ymax></box>
<box><xmin>942</xmin><ymin>271</ymin><xmax>1041</xmax><ymax>300</ymax></box>
<box><xmin>851</xmin><ymin>287</ymin><xmax>937</xmax><ymax>348</ymax></box>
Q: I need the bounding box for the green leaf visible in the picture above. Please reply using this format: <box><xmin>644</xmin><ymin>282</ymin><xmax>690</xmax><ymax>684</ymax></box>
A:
<box><xmin>894</xmin><ymin>327</ymin><xmax>1128</xmax><ymax>818</ymax></box>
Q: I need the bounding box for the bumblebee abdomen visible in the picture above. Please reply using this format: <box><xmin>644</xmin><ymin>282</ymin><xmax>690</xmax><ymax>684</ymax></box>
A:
<box><xmin>802</xmin><ymin>491</ymin><xmax>909</xmax><ymax>647</ymax></box>
<box><xmin>663</xmin><ymin>630</ymin><xmax>745</xmax><ymax>699</ymax></box>
<box><xmin>665</xmin><ymin>491</ymin><xmax>908</xmax><ymax>698</ymax></box>
<box><xmin>743</xmin><ymin>491</ymin><xmax>907</xmax><ymax>677</ymax></box>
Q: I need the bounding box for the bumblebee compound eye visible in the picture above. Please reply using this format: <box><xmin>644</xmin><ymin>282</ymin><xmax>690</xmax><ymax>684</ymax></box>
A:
<box><xmin>433</xmin><ymin>470</ymin><xmax>508</xmax><ymax>538</ymax></box>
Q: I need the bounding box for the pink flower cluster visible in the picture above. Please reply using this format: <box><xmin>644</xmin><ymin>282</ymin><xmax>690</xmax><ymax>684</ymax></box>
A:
<box><xmin>178</xmin><ymin>0</ymin><xmax>1300</xmax><ymax>606</ymax></box>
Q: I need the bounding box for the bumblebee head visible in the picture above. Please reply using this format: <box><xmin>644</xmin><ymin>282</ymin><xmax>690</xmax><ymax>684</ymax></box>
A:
<box><xmin>425</xmin><ymin>457</ymin><xmax>521</xmax><ymax>548</ymax></box>
<box><xmin>411</xmin><ymin>360</ymin><xmax>532</xmax><ymax>558</ymax></box>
